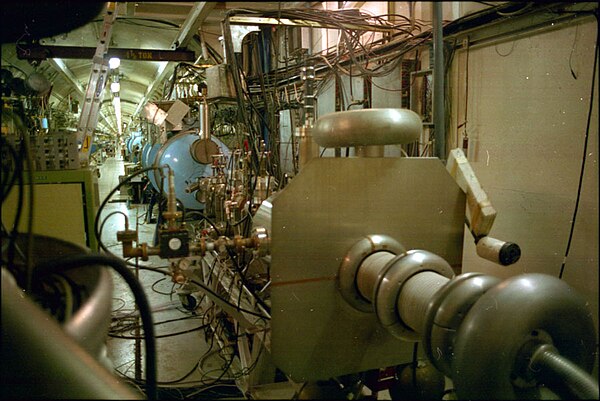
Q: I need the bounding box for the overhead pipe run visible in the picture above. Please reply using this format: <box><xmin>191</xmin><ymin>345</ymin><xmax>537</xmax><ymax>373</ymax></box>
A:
<box><xmin>432</xmin><ymin>2</ymin><xmax>446</xmax><ymax>160</ymax></box>
<box><xmin>313</xmin><ymin>108</ymin><xmax>422</xmax><ymax>149</ymax></box>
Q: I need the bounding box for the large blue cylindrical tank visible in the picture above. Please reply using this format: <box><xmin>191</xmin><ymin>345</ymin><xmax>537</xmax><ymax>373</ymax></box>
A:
<box><xmin>152</xmin><ymin>132</ymin><xmax>230</xmax><ymax>210</ymax></box>
<box><xmin>124</xmin><ymin>136</ymin><xmax>133</xmax><ymax>154</ymax></box>
<box><xmin>140</xmin><ymin>143</ymin><xmax>151</xmax><ymax>165</ymax></box>
<box><xmin>127</xmin><ymin>133</ymin><xmax>143</xmax><ymax>154</ymax></box>
<box><xmin>143</xmin><ymin>143</ymin><xmax>161</xmax><ymax>191</ymax></box>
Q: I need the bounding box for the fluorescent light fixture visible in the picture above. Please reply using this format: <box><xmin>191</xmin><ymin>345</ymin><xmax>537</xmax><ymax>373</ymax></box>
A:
<box><xmin>110</xmin><ymin>82</ymin><xmax>120</xmax><ymax>93</ymax></box>
<box><xmin>108</xmin><ymin>57</ymin><xmax>121</xmax><ymax>69</ymax></box>
<box><xmin>113</xmin><ymin>97</ymin><xmax>122</xmax><ymax>136</ymax></box>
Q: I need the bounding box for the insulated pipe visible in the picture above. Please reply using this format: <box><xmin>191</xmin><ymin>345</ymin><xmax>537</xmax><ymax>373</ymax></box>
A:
<box><xmin>302</xmin><ymin>65</ymin><xmax>316</xmax><ymax>126</ymax></box>
<box><xmin>297</xmin><ymin>63</ymin><xmax>318</xmax><ymax>168</ymax></box>
<box><xmin>351</xmin><ymin>247</ymin><xmax>454</xmax><ymax>340</ymax></box>
<box><xmin>296</xmin><ymin>125</ymin><xmax>319</xmax><ymax>169</ymax></box>
<box><xmin>168</xmin><ymin>169</ymin><xmax>177</xmax><ymax>214</ymax></box>
<box><xmin>199</xmin><ymin>101</ymin><xmax>210</xmax><ymax>141</ymax></box>
<box><xmin>64</xmin><ymin>268</ymin><xmax>113</xmax><ymax>357</ymax></box>
<box><xmin>313</xmin><ymin>109</ymin><xmax>422</xmax><ymax>148</ymax></box>
<box><xmin>1</xmin><ymin>268</ymin><xmax>142</xmax><ymax>400</ymax></box>
<box><xmin>432</xmin><ymin>2</ymin><xmax>446</xmax><ymax>159</ymax></box>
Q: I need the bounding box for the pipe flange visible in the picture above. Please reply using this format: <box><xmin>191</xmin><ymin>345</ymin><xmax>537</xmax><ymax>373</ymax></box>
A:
<box><xmin>422</xmin><ymin>273</ymin><xmax>501</xmax><ymax>376</ymax></box>
<box><xmin>451</xmin><ymin>273</ymin><xmax>597</xmax><ymax>400</ymax></box>
<box><xmin>374</xmin><ymin>250</ymin><xmax>454</xmax><ymax>341</ymax></box>
<box><xmin>338</xmin><ymin>235</ymin><xmax>405</xmax><ymax>313</ymax></box>
<box><xmin>251</xmin><ymin>226</ymin><xmax>270</xmax><ymax>256</ymax></box>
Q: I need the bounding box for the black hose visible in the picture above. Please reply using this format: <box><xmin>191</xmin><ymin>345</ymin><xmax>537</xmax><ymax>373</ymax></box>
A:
<box><xmin>530</xmin><ymin>344</ymin><xmax>599</xmax><ymax>400</ymax></box>
<box><xmin>33</xmin><ymin>253</ymin><xmax>157</xmax><ymax>400</ymax></box>
<box><xmin>21</xmin><ymin>132</ymin><xmax>35</xmax><ymax>293</ymax></box>
<box><xmin>0</xmin><ymin>136</ymin><xmax>19</xmax><ymax>201</ymax></box>
<box><xmin>94</xmin><ymin>165</ymin><xmax>167</xmax><ymax>258</ymax></box>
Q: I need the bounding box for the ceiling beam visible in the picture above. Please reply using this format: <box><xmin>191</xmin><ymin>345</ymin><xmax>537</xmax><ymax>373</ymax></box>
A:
<box><xmin>17</xmin><ymin>45</ymin><xmax>196</xmax><ymax>62</ymax></box>
<box><xmin>130</xmin><ymin>61</ymin><xmax>171</xmax><ymax>123</ymax></box>
<box><xmin>172</xmin><ymin>2</ymin><xmax>216</xmax><ymax>49</ymax></box>
<box><xmin>133</xmin><ymin>2</ymin><xmax>193</xmax><ymax>19</ymax></box>
<box><xmin>47</xmin><ymin>58</ymin><xmax>84</xmax><ymax>96</ymax></box>
<box><xmin>47</xmin><ymin>58</ymin><xmax>115</xmax><ymax>134</ymax></box>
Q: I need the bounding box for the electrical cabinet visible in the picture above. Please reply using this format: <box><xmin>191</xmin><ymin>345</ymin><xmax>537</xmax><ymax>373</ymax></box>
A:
<box><xmin>2</xmin><ymin>168</ymin><xmax>100</xmax><ymax>251</ymax></box>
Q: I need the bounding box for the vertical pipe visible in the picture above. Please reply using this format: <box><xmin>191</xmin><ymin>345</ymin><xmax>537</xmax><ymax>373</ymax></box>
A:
<box><xmin>432</xmin><ymin>2</ymin><xmax>446</xmax><ymax>160</ymax></box>
<box><xmin>167</xmin><ymin>169</ymin><xmax>178</xmax><ymax>230</ymax></box>
<box><xmin>202</xmin><ymin>98</ymin><xmax>210</xmax><ymax>141</ymax></box>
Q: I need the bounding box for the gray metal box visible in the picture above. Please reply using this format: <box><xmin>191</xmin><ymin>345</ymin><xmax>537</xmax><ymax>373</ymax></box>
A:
<box><xmin>206</xmin><ymin>64</ymin><xmax>235</xmax><ymax>100</ymax></box>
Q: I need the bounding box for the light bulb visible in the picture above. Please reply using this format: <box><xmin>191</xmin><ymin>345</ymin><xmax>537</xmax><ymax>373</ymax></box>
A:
<box><xmin>108</xmin><ymin>57</ymin><xmax>120</xmax><ymax>69</ymax></box>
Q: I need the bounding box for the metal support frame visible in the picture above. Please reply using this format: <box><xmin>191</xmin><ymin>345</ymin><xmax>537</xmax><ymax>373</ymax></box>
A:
<box><xmin>17</xmin><ymin>44</ymin><xmax>196</xmax><ymax>62</ymax></box>
<box><xmin>47</xmin><ymin>59</ymin><xmax>114</xmax><ymax>134</ymax></box>
<box><xmin>129</xmin><ymin>2</ymin><xmax>214</xmax><ymax>127</ymax></box>
<box><xmin>193</xmin><ymin>252</ymin><xmax>275</xmax><ymax>397</ymax></box>
<box><xmin>432</xmin><ymin>2</ymin><xmax>445</xmax><ymax>160</ymax></box>
<box><xmin>171</xmin><ymin>2</ymin><xmax>216</xmax><ymax>49</ymax></box>
<box><xmin>77</xmin><ymin>2</ymin><xmax>117</xmax><ymax>165</ymax></box>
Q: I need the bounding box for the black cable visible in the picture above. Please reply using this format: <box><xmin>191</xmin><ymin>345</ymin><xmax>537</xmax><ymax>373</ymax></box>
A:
<box><xmin>224</xmin><ymin>246</ymin><xmax>271</xmax><ymax>314</ymax></box>
<box><xmin>185</xmin><ymin>211</ymin><xmax>222</xmax><ymax>236</ymax></box>
<box><xmin>293</xmin><ymin>383</ymin><xmax>308</xmax><ymax>400</ymax></box>
<box><xmin>32</xmin><ymin>254</ymin><xmax>157</xmax><ymax>400</ymax></box>
<box><xmin>411</xmin><ymin>342</ymin><xmax>419</xmax><ymax>388</ymax></box>
<box><xmin>128</xmin><ymin>264</ymin><xmax>172</xmax><ymax>275</ymax></box>
<box><xmin>3</xmin><ymin>140</ymin><xmax>23</xmax><ymax>278</ymax></box>
<box><xmin>98</xmin><ymin>211</ymin><xmax>129</xmax><ymax>245</ymax></box>
<box><xmin>95</xmin><ymin>165</ymin><xmax>168</xmax><ymax>259</ymax></box>
<box><xmin>150</xmin><ymin>276</ymin><xmax>173</xmax><ymax>296</ymax></box>
<box><xmin>237</xmin><ymin>329</ymin><xmax>267</xmax><ymax>378</ymax></box>
<box><xmin>198</xmin><ymin>329</ymin><xmax>239</xmax><ymax>386</ymax></box>
<box><xmin>115</xmin><ymin>358</ymin><xmax>201</xmax><ymax>387</ymax></box>
<box><xmin>112</xmin><ymin>297</ymin><xmax>127</xmax><ymax>313</ymax></box>
<box><xmin>189</xmin><ymin>278</ymin><xmax>270</xmax><ymax>320</ymax></box>
<box><xmin>559</xmin><ymin>14</ymin><xmax>598</xmax><ymax>279</ymax></box>
<box><xmin>109</xmin><ymin>324</ymin><xmax>208</xmax><ymax>340</ymax></box>
<box><xmin>2</xmin><ymin>113</ymin><xmax>34</xmax><ymax>292</ymax></box>
<box><xmin>0</xmin><ymin>136</ymin><xmax>19</xmax><ymax>201</ymax></box>
<box><xmin>155</xmin><ymin>361</ymin><xmax>201</xmax><ymax>386</ymax></box>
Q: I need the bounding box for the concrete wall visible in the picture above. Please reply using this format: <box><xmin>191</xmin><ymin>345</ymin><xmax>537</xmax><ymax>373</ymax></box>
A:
<box><xmin>448</xmin><ymin>17</ymin><xmax>599</xmax><ymax>335</ymax></box>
